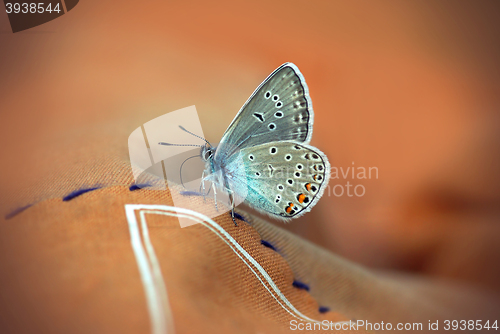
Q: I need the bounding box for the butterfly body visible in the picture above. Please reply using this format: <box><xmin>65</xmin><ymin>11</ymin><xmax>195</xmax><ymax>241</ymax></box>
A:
<box><xmin>201</xmin><ymin>63</ymin><xmax>330</xmax><ymax>221</ymax></box>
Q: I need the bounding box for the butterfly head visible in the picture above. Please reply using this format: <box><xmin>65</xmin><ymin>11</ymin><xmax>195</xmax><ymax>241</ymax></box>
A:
<box><xmin>200</xmin><ymin>143</ymin><xmax>223</xmax><ymax>185</ymax></box>
<box><xmin>200</xmin><ymin>144</ymin><xmax>215</xmax><ymax>162</ymax></box>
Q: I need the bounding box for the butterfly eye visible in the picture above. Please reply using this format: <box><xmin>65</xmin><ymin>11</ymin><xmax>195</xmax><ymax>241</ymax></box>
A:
<box><xmin>248</xmin><ymin>154</ymin><xmax>254</xmax><ymax>161</ymax></box>
<box><xmin>275</xmin><ymin>101</ymin><xmax>283</xmax><ymax>108</ymax></box>
<box><xmin>285</xmin><ymin>154</ymin><xmax>292</xmax><ymax>161</ymax></box>
<box><xmin>264</xmin><ymin>91</ymin><xmax>271</xmax><ymax>99</ymax></box>
<box><xmin>204</xmin><ymin>150</ymin><xmax>213</xmax><ymax>160</ymax></box>
<box><xmin>277</xmin><ymin>184</ymin><xmax>284</xmax><ymax>191</ymax></box>
<box><xmin>270</xmin><ymin>147</ymin><xmax>277</xmax><ymax>154</ymax></box>
<box><xmin>296</xmin><ymin>164</ymin><xmax>303</xmax><ymax>170</ymax></box>
<box><xmin>272</xmin><ymin>94</ymin><xmax>279</xmax><ymax>101</ymax></box>
<box><xmin>274</xmin><ymin>111</ymin><xmax>283</xmax><ymax>118</ymax></box>
<box><xmin>268</xmin><ymin>123</ymin><xmax>276</xmax><ymax>131</ymax></box>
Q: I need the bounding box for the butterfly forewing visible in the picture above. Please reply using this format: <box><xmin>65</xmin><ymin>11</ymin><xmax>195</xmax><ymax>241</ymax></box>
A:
<box><xmin>227</xmin><ymin>141</ymin><xmax>330</xmax><ymax>220</ymax></box>
<box><xmin>215</xmin><ymin>63</ymin><xmax>313</xmax><ymax>163</ymax></box>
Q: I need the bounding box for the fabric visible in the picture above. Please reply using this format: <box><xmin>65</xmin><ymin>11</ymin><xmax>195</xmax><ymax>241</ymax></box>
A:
<box><xmin>1</xmin><ymin>1</ymin><xmax>500</xmax><ymax>333</ymax></box>
<box><xmin>1</xmin><ymin>179</ymin><xmax>498</xmax><ymax>333</ymax></box>
<box><xmin>0</xmin><ymin>183</ymin><xmax>353</xmax><ymax>333</ymax></box>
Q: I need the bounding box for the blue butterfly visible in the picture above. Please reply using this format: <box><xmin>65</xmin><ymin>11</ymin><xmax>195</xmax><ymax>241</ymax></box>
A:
<box><xmin>162</xmin><ymin>63</ymin><xmax>330</xmax><ymax>224</ymax></box>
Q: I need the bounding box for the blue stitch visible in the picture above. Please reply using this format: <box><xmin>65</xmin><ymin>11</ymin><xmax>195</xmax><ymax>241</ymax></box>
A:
<box><xmin>129</xmin><ymin>183</ymin><xmax>151</xmax><ymax>191</ymax></box>
<box><xmin>63</xmin><ymin>187</ymin><xmax>101</xmax><ymax>201</ymax></box>
<box><xmin>292</xmin><ymin>280</ymin><xmax>310</xmax><ymax>291</ymax></box>
<box><xmin>180</xmin><ymin>190</ymin><xmax>204</xmax><ymax>196</ymax></box>
<box><xmin>319</xmin><ymin>306</ymin><xmax>330</xmax><ymax>313</ymax></box>
<box><xmin>261</xmin><ymin>239</ymin><xmax>277</xmax><ymax>251</ymax></box>
<box><xmin>233</xmin><ymin>212</ymin><xmax>247</xmax><ymax>222</ymax></box>
<box><xmin>5</xmin><ymin>203</ymin><xmax>33</xmax><ymax>220</ymax></box>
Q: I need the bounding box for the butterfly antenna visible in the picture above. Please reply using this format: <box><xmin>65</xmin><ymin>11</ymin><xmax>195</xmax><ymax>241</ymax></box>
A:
<box><xmin>158</xmin><ymin>142</ymin><xmax>204</xmax><ymax>148</ymax></box>
<box><xmin>178</xmin><ymin>125</ymin><xmax>211</xmax><ymax>147</ymax></box>
<box><xmin>179</xmin><ymin>154</ymin><xmax>200</xmax><ymax>189</ymax></box>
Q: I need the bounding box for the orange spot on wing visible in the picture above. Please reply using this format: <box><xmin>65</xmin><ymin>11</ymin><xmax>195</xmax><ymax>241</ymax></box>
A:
<box><xmin>305</xmin><ymin>183</ymin><xmax>311</xmax><ymax>191</ymax></box>
<box><xmin>286</xmin><ymin>206</ymin><xmax>292</xmax><ymax>213</ymax></box>
<box><xmin>298</xmin><ymin>194</ymin><xmax>306</xmax><ymax>203</ymax></box>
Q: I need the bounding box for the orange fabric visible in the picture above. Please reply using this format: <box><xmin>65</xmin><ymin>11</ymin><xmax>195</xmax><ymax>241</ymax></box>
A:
<box><xmin>0</xmin><ymin>185</ymin><xmax>355</xmax><ymax>333</ymax></box>
<box><xmin>1</xmin><ymin>0</ymin><xmax>500</xmax><ymax>333</ymax></box>
<box><xmin>1</xmin><ymin>180</ymin><xmax>498</xmax><ymax>333</ymax></box>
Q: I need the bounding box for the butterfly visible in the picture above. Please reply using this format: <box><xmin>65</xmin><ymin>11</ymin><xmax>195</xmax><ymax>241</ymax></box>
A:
<box><xmin>161</xmin><ymin>63</ymin><xmax>330</xmax><ymax>223</ymax></box>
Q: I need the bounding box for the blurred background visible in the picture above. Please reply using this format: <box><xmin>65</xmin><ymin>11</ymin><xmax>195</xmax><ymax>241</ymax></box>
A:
<box><xmin>1</xmin><ymin>0</ymin><xmax>499</xmax><ymax>296</ymax></box>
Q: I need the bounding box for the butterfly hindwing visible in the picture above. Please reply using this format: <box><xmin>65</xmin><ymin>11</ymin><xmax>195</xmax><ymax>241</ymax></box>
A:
<box><xmin>215</xmin><ymin>63</ymin><xmax>314</xmax><ymax>163</ymax></box>
<box><xmin>225</xmin><ymin>141</ymin><xmax>330</xmax><ymax>220</ymax></box>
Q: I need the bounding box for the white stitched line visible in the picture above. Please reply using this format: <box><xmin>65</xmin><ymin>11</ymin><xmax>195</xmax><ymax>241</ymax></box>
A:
<box><xmin>145</xmin><ymin>207</ymin><xmax>320</xmax><ymax>322</ymax></box>
<box><xmin>125</xmin><ymin>206</ymin><xmax>174</xmax><ymax>334</ymax></box>
<box><xmin>126</xmin><ymin>204</ymin><xmax>340</xmax><ymax>326</ymax></box>
<box><xmin>136</xmin><ymin>206</ymin><xmax>318</xmax><ymax>323</ymax></box>
<box><xmin>139</xmin><ymin>211</ymin><xmax>175</xmax><ymax>333</ymax></box>
<box><xmin>143</xmin><ymin>210</ymin><xmax>306</xmax><ymax>322</ymax></box>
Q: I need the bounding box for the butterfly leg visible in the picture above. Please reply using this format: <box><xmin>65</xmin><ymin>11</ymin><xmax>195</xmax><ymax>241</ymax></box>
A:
<box><xmin>212</xmin><ymin>182</ymin><xmax>218</xmax><ymax>211</ymax></box>
<box><xmin>228</xmin><ymin>191</ymin><xmax>237</xmax><ymax>226</ymax></box>
<box><xmin>222</xmin><ymin>186</ymin><xmax>237</xmax><ymax>226</ymax></box>
<box><xmin>199</xmin><ymin>171</ymin><xmax>206</xmax><ymax>202</ymax></box>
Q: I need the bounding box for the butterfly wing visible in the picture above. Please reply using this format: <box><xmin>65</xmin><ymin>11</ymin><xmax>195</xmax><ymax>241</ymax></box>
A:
<box><xmin>214</xmin><ymin>63</ymin><xmax>314</xmax><ymax>163</ymax></box>
<box><xmin>224</xmin><ymin>141</ymin><xmax>330</xmax><ymax>220</ymax></box>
